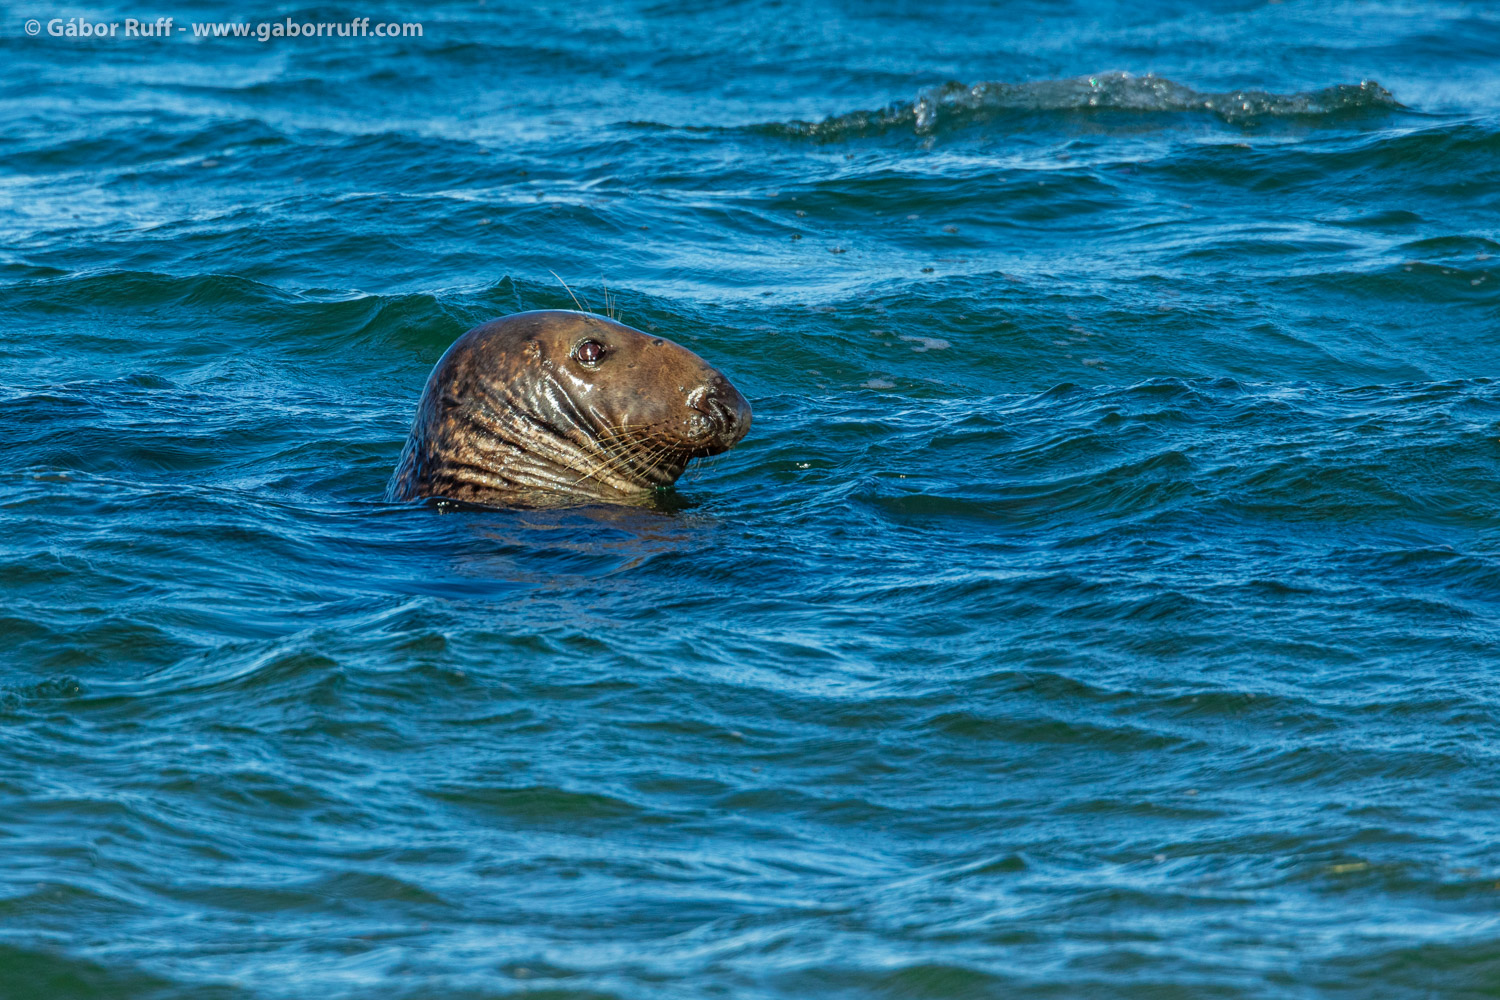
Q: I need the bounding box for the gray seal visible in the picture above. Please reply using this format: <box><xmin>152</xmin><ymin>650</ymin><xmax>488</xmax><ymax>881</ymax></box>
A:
<box><xmin>388</xmin><ymin>310</ymin><xmax>751</xmax><ymax>507</ymax></box>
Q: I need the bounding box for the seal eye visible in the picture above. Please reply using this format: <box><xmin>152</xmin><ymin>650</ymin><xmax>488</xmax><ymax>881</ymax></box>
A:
<box><xmin>575</xmin><ymin>340</ymin><xmax>605</xmax><ymax>366</ymax></box>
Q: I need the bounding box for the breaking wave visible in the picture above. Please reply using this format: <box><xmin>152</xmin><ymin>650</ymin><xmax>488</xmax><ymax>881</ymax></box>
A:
<box><xmin>771</xmin><ymin>72</ymin><xmax>1405</xmax><ymax>138</ymax></box>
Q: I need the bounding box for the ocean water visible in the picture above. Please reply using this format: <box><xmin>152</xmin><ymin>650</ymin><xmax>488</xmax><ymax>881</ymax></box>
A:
<box><xmin>4</xmin><ymin>2</ymin><xmax>1500</xmax><ymax>997</ymax></box>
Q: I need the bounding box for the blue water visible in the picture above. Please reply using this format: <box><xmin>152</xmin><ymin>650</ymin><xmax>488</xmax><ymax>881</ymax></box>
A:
<box><xmin>4</xmin><ymin>2</ymin><xmax>1500</xmax><ymax>997</ymax></box>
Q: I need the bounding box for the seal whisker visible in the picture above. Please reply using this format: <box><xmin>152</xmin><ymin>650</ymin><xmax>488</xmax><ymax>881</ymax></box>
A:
<box><xmin>569</xmin><ymin>417</ymin><xmax>691</xmax><ymax>488</ymax></box>
<box><xmin>632</xmin><ymin>437</ymin><xmax>684</xmax><ymax>486</ymax></box>
<box><xmin>586</xmin><ymin>425</ymin><xmax>673</xmax><ymax>483</ymax></box>
<box><xmin>573</xmin><ymin>442</ymin><xmax>664</xmax><ymax>491</ymax></box>
<box><xmin>566</xmin><ymin>422</ymin><xmax>664</xmax><ymax>488</ymax></box>
<box><xmin>568</xmin><ymin>437</ymin><xmax>643</xmax><ymax>488</ymax></box>
<box><xmin>680</xmin><ymin>450</ymin><xmax>722</xmax><ymax>484</ymax></box>
<box><xmin>547</xmin><ymin>270</ymin><xmax>587</xmax><ymax>314</ymax></box>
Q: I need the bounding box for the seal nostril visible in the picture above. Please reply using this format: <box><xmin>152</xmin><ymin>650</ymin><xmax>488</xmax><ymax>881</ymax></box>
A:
<box><xmin>689</xmin><ymin>386</ymin><xmax>732</xmax><ymax>426</ymax></box>
<box><xmin>686</xmin><ymin>377</ymin><xmax>750</xmax><ymax>443</ymax></box>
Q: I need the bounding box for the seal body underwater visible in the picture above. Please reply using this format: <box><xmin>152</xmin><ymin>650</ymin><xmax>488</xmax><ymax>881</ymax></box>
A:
<box><xmin>388</xmin><ymin>310</ymin><xmax>751</xmax><ymax>507</ymax></box>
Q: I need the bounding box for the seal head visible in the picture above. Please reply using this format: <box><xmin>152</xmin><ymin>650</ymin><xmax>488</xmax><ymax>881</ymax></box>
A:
<box><xmin>388</xmin><ymin>310</ymin><xmax>751</xmax><ymax>507</ymax></box>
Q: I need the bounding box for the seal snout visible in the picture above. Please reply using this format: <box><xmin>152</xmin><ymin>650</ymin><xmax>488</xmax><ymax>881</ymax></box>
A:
<box><xmin>687</xmin><ymin>375</ymin><xmax>752</xmax><ymax>452</ymax></box>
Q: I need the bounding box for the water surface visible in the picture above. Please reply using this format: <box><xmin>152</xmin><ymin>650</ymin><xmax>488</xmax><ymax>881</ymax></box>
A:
<box><xmin>4</xmin><ymin>2</ymin><xmax>1500</xmax><ymax>997</ymax></box>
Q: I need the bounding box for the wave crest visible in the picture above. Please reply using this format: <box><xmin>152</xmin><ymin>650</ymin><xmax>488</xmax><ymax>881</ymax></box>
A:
<box><xmin>775</xmin><ymin>72</ymin><xmax>1403</xmax><ymax>138</ymax></box>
